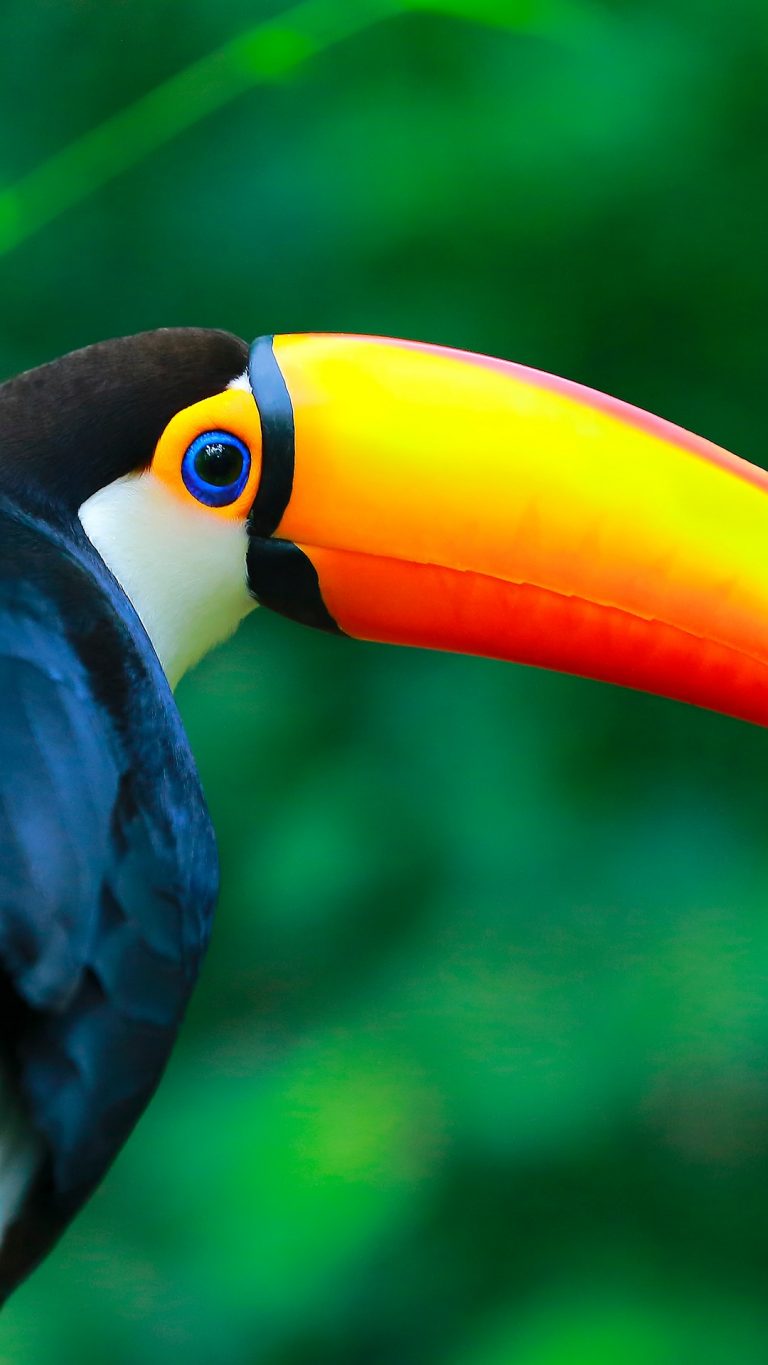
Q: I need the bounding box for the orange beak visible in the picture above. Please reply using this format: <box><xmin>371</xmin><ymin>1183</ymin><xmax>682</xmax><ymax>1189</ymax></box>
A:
<box><xmin>246</xmin><ymin>333</ymin><xmax>768</xmax><ymax>728</ymax></box>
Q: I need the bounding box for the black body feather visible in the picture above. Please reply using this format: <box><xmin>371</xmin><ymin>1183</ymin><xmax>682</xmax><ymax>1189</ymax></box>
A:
<box><xmin>0</xmin><ymin>329</ymin><xmax>247</xmax><ymax>1296</ymax></box>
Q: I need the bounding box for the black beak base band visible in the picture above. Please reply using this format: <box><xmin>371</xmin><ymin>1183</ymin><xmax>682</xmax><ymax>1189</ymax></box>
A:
<box><xmin>245</xmin><ymin>335</ymin><xmax>343</xmax><ymax>636</ymax></box>
<box><xmin>246</xmin><ymin>335</ymin><xmax>295</xmax><ymax>540</ymax></box>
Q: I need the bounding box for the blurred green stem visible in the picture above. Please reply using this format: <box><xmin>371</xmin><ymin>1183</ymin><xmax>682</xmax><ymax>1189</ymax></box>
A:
<box><xmin>0</xmin><ymin>0</ymin><xmax>580</xmax><ymax>257</ymax></box>
<box><xmin>0</xmin><ymin>0</ymin><xmax>402</xmax><ymax>256</ymax></box>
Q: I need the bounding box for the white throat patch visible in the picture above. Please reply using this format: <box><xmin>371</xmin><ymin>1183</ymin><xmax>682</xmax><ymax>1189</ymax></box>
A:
<box><xmin>79</xmin><ymin>473</ymin><xmax>255</xmax><ymax>688</ymax></box>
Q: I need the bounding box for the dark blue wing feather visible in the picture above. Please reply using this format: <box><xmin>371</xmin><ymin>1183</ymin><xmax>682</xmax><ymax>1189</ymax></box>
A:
<box><xmin>0</xmin><ymin>505</ymin><xmax>218</xmax><ymax>1286</ymax></box>
<box><xmin>0</xmin><ymin>616</ymin><xmax>118</xmax><ymax>1011</ymax></box>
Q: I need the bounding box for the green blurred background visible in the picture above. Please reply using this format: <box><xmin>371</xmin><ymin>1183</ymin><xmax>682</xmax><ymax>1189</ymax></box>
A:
<box><xmin>4</xmin><ymin>0</ymin><xmax>768</xmax><ymax>1359</ymax></box>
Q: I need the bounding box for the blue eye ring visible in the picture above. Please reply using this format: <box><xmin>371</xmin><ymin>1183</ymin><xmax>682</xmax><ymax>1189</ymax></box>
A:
<box><xmin>181</xmin><ymin>430</ymin><xmax>251</xmax><ymax>508</ymax></box>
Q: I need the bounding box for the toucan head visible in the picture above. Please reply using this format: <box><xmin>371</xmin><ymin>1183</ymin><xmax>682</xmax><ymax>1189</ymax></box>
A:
<box><xmin>4</xmin><ymin>325</ymin><xmax>768</xmax><ymax>723</ymax></box>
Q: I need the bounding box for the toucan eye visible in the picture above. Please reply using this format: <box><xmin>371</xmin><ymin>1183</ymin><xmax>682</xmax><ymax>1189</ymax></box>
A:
<box><xmin>181</xmin><ymin>430</ymin><xmax>251</xmax><ymax>507</ymax></box>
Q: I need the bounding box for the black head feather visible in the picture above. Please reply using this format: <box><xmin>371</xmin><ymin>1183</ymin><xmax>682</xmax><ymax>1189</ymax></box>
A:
<box><xmin>0</xmin><ymin>328</ymin><xmax>248</xmax><ymax>520</ymax></box>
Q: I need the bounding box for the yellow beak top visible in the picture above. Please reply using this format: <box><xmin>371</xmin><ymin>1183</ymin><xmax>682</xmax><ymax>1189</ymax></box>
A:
<box><xmin>247</xmin><ymin>333</ymin><xmax>768</xmax><ymax>728</ymax></box>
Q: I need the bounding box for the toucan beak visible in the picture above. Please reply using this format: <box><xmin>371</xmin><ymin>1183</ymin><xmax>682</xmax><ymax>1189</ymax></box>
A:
<box><xmin>245</xmin><ymin>332</ymin><xmax>768</xmax><ymax>728</ymax></box>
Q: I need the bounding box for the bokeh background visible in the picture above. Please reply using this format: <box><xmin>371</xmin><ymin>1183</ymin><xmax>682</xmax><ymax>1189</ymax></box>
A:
<box><xmin>3</xmin><ymin>0</ymin><xmax>768</xmax><ymax>1359</ymax></box>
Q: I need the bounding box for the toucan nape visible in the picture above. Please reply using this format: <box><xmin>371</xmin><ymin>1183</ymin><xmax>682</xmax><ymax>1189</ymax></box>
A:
<box><xmin>0</xmin><ymin>326</ymin><xmax>767</xmax><ymax>1298</ymax></box>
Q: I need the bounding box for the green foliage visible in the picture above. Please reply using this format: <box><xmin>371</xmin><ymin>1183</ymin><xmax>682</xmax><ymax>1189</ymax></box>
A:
<box><xmin>3</xmin><ymin>0</ymin><xmax>768</xmax><ymax>1361</ymax></box>
<box><xmin>0</xmin><ymin>0</ymin><xmax>399</xmax><ymax>256</ymax></box>
<box><xmin>406</xmin><ymin>0</ymin><xmax>591</xmax><ymax>35</ymax></box>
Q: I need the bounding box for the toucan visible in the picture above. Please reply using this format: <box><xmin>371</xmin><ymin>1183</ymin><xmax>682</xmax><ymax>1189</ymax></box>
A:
<box><xmin>0</xmin><ymin>326</ymin><xmax>766</xmax><ymax>1299</ymax></box>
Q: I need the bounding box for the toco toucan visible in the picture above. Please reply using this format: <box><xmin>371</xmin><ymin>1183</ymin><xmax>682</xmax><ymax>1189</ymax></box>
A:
<box><xmin>0</xmin><ymin>327</ymin><xmax>767</xmax><ymax>1298</ymax></box>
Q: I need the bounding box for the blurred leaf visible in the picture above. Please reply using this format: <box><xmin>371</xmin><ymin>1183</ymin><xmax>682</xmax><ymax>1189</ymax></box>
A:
<box><xmin>455</xmin><ymin>1290</ymin><xmax>768</xmax><ymax>1365</ymax></box>
<box><xmin>0</xmin><ymin>0</ymin><xmax>401</xmax><ymax>257</ymax></box>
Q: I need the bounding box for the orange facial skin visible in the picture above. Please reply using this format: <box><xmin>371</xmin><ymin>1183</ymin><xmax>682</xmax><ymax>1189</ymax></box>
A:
<box><xmin>152</xmin><ymin>387</ymin><xmax>263</xmax><ymax>521</ymax></box>
<box><xmin>267</xmin><ymin>334</ymin><xmax>768</xmax><ymax>728</ymax></box>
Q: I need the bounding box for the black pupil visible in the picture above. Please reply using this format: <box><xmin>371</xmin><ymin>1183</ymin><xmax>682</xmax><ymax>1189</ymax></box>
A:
<box><xmin>194</xmin><ymin>440</ymin><xmax>244</xmax><ymax>487</ymax></box>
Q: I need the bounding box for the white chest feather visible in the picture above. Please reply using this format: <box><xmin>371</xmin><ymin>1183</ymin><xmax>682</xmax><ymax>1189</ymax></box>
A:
<box><xmin>79</xmin><ymin>474</ymin><xmax>256</xmax><ymax>688</ymax></box>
